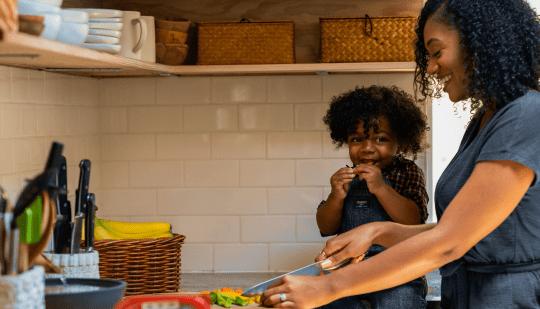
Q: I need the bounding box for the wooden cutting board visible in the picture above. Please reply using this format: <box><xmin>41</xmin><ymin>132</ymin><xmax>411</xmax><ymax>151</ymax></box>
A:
<box><xmin>129</xmin><ymin>292</ymin><xmax>264</xmax><ymax>308</ymax></box>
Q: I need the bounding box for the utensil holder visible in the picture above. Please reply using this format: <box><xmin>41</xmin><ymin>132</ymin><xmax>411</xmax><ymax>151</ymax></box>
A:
<box><xmin>42</xmin><ymin>250</ymin><xmax>100</xmax><ymax>279</ymax></box>
<box><xmin>0</xmin><ymin>266</ymin><xmax>45</xmax><ymax>309</ymax></box>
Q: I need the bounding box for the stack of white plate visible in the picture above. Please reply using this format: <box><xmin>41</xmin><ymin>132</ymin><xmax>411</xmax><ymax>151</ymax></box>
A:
<box><xmin>56</xmin><ymin>9</ymin><xmax>89</xmax><ymax>46</ymax></box>
<box><xmin>68</xmin><ymin>9</ymin><xmax>123</xmax><ymax>54</ymax></box>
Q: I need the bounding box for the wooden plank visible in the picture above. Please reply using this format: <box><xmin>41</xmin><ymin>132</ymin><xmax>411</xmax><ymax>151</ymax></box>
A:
<box><xmin>0</xmin><ymin>30</ymin><xmax>170</xmax><ymax>76</ymax></box>
<box><xmin>0</xmin><ymin>30</ymin><xmax>416</xmax><ymax>77</ymax></box>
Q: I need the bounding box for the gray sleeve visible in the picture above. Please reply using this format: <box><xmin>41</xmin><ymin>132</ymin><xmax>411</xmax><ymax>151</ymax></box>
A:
<box><xmin>476</xmin><ymin>100</ymin><xmax>540</xmax><ymax>181</ymax></box>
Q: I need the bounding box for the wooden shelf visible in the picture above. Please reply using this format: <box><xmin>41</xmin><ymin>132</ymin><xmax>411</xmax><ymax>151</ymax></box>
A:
<box><xmin>0</xmin><ymin>30</ymin><xmax>416</xmax><ymax>77</ymax></box>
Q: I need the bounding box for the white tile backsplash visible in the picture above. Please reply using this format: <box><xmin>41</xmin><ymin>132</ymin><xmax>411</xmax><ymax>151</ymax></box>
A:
<box><xmin>268</xmin><ymin>187</ymin><xmax>322</xmax><ymax>215</ymax></box>
<box><xmin>157</xmin><ymin>188</ymin><xmax>267</xmax><ymax>215</ymax></box>
<box><xmin>11</xmin><ymin>68</ymin><xmax>28</xmax><ymax>103</ymax></box>
<box><xmin>0</xmin><ymin>66</ymin><xmax>12</xmax><ymax>102</ymax></box>
<box><xmin>294</xmin><ymin>103</ymin><xmax>329</xmax><ymax>131</ymax></box>
<box><xmin>241</xmin><ymin>215</ymin><xmax>296</xmax><ymax>243</ymax></box>
<box><xmin>267</xmin><ymin>76</ymin><xmax>322</xmax><ymax>103</ymax></box>
<box><xmin>28</xmin><ymin>70</ymin><xmax>45</xmax><ymax>104</ymax></box>
<box><xmin>267</xmin><ymin>132</ymin><xmax>322</xmax><ymax>159</ymax></box>
<box><xmin>214</xmin><ymin>244</ymin><xmax>268</xmax><ymax>272</ymax></box>
<box><xmin>183</xmin><ymin>105</ymin><xmax>238</xmax><ymax>132</ymax></box>
<box><xmin>212</xmin><ymin>76</ymin><xmax>266</xmax><ymax>103</ymax></box>
<box><xmin>184</xmin><ymin>160</ymin><xmax>239</xmax><ymax>187</ymax></box>
<box><xmin>128</xmin><ymin>106</ymin><xmax>183</xmax><ymax>133</ymax></box>
<box><xmin>211</xmin><ymin>132</ymin><xmax>266</xmax><ymax>159</ymax></box>
<box><xmin>0</xmin><ymin>66</ymin><xmax>429</xmax><ymax>273</ymax></box>
<box><xmin>100</xmin><ymin>78</ymin><xmax>155</xmax><ymax>106</ymax></box>
<box><xmin>239</xmin><ymin>104</ymin><xmax>294</xmax><ymax>131</ymax></box>
<box><xmin>156</xmin><ymin>133</ymin><xmax>211</xmax><ymax>160</ymax></box>
<box><xmin>269</xmin><ymin>243</ymin><xmax>324</xmax><ymax>272</ymax></box>
<box><xmin>239</xmin><ymin>160</ymin><xmax>295</xmax><ymax>187</ymax></box>
<box><xmin>156</xmin><ymin>77</ymin><xmax>212</xmax><ymax>105</ymax></box>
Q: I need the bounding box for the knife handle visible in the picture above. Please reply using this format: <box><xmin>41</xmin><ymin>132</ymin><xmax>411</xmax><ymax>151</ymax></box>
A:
<box><xmin>75</xmin><ymin>160</ymin><xmax>91</xmax><ymax>214</ymax></box>
<box><xmin>85</xmin><ymin>194</ymin><xmax>95</xmax><ymax>252</ymax></box>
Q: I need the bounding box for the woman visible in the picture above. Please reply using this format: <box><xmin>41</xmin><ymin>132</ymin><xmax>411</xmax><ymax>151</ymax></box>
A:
<box><xmin>260</xmin><ymin>0</ymin><xmax>540</xmax><ymax>308</ymax></box>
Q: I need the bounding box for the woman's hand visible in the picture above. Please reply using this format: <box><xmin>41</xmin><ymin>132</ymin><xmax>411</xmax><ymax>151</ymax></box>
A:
<box><xmin>329</xmin><ymin>167</ymin><xmax>356</xmax><ymax>200</ymax></box>
<box><xmin>260</xmin><ymin>274</ymin><xmax>335</xmax><ymax>309</ymax></box>
<box><xmin>315</xmin><ymin>224</ymin><xmax>375</xmax><ymax>265</ymax></box>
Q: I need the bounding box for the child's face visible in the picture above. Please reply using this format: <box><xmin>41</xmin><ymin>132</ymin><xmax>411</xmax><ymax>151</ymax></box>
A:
<box><xmin>347</xmin><ymin>116</ymin><xmax>400</xmax><ymax>170</ymax></box>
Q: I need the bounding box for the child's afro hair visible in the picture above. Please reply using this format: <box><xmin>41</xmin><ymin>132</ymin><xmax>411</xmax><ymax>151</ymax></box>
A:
<box><xmin>324</xmin><ymin>85</ymin><xmax>428</xmax><ymax>160</ymax></box>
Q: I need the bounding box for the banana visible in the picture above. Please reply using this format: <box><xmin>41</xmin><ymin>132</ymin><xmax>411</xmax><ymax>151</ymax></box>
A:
<box><xmin>98</xmin><ymin>219</ymin><xmax>171</xmax><ymax>234</ymax></box>
<box><xmin>86</xmin><ymin>218</ymin><xmax>173</xmax><ymax>240</ymax></box>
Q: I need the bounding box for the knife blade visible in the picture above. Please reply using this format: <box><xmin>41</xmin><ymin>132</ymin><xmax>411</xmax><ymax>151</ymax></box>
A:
<box><xmin>241</xmin><ymin>258</ymin><xmax>353</xmax><ymax>297</ymax></box>
<box><xmin>241</xmin><ymin>260</ymin><xmax>330</xmax><ymax>297</ymax></box>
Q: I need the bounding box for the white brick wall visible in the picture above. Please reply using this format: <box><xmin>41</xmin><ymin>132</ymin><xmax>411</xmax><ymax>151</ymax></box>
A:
<box><xmin>0</xmin><ymin>65</ymin><xmax>429</xmax><ymax>273</ymax></box>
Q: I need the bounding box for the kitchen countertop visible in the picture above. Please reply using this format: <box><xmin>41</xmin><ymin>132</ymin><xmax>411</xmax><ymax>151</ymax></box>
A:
<box><xmin>180</xmin><ymin>270</ymin><xmax>441</xmax><ymax>308</ymax></box>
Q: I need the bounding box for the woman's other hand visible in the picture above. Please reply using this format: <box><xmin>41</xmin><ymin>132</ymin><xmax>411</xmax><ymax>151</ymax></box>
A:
<box><xmin>260</xmin><ymin>274</ymin><xmax>334</xmax><ymax>309</ymax></box>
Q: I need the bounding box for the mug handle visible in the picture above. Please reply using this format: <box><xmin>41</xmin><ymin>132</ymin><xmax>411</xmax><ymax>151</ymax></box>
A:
<box><xmin>132</xmin><ymin>18</ymin><xmax>147</xmax><ymax>53</ymax></box>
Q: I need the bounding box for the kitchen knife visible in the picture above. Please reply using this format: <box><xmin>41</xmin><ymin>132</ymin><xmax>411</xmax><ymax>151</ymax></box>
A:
<box><xmin>242</xmin><ymin>260</ymin><xmax>329</xmax><ymax>297</ymax></box>
<box><xmin>85</xmin><ymin>193</ymin><xmax>95</xmax><ymax>252</ymax></box>
<box><xmin>72</xmin><ymin>159</ymin><xmax>91</xmax><ymax>254</ymax></box>
<box><xmin>75</xmin><ymin>160</ymin><xmax>91</xmax><ymax>217</ymax></box>
<box><xmin>53</xmin><ymin>155</ymin><xmax>71</xmax><ymax>253</ymax></box>
<box><xmin>241</xmin><ymin>258</ymin><xmax>352</xmax><ymax>297</ymax></box>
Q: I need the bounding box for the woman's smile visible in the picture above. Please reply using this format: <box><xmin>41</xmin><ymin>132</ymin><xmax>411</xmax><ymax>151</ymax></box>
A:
<box><xmin>439</xmin><ymin>73</ymin><xmax>453</xmax><ymax>92</ymax></box>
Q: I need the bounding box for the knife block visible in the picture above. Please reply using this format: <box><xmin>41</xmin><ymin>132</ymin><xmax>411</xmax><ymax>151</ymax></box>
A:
<box><xmin>42</xmin><ymin>250</ymin><xmax>99</xmax><ymax>279</ymax></box>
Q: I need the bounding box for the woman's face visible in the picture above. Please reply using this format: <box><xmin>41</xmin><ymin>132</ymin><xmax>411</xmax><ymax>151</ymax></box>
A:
<box><xmin>424</xmin><ymin>17</ymin><xmax>469</xmax><ymax>102</ymax></box>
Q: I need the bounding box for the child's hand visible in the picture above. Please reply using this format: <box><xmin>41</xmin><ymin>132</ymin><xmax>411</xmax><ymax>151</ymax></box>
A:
<box><xmin>353</xmin><ymin>163</ymin><xmax>386</xmax><ymax>194</ymax></box>
<box><xmin>329</xmin><ymin>167</ymin><xmax>356</xmax><ymax>200</ymax></box>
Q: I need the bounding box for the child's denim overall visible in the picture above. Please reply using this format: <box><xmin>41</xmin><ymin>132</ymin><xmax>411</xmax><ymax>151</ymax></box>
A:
<box><xmin>318</xmin><ymin>177</ymin><xmax>427</xmax><ymax>309</ymax></box>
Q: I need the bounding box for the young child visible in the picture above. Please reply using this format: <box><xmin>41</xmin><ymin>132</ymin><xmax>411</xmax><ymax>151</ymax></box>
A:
<box><xmin>316</xmin><ymin>85</ymin><xmax>429</xmax><ymax>309</ymax></box>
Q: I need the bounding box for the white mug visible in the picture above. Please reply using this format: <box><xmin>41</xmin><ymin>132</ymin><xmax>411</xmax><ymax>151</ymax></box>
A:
<box><xmin>140</xmin><ymin>16</ymin><xmax>156</xmax><ymax>62</ymax></box>
<box><xmin>118</xmin><ymin>11</ymin><xmax>147</xmax><ymax>60</ymax></box>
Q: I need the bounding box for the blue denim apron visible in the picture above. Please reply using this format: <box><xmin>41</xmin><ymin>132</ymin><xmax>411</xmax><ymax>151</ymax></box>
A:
<box><xmin>318</xmin><ymin>177</ymin><xmax>427</xmax><ymax>309</ymax></box>
<box><xmin>341</xmin><ymin>177</ymin><xmax>393</xmax><ymax>257</ymax></box>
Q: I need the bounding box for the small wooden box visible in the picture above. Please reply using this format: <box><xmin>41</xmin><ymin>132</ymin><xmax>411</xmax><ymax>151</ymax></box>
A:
<box><xmin>196</xmin><ymin>20</ymin><xmax>295</xmax><ymax>65</ymax></box>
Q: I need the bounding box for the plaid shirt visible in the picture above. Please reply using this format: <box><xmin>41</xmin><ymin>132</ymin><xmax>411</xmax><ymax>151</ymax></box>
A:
<box><xmin>381</xmin><ymin>155</ymin><xmax>429</xmax><ymax>223</ymax></box>
<box><xmin>319</xmin><ymin>155</ymin><xmax>429</xmax><ymax>223</ymax></box>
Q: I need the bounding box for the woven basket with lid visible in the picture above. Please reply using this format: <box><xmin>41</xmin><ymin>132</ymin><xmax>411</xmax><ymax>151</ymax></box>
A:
<box><xmin>319</xmin><ymin>15</ymin><xmax>417</xmax><ymax>63</ymax></box>
<box><xmin>196</xmin><ymin>19</ymin><xmax>295</xmax><ymax>65</ymax></box>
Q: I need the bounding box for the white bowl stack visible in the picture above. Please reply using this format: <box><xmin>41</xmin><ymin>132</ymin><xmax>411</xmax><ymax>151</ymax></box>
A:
<box><xmin>18</xmin><ymin>0</ymin><xmax>63</xmax><ymax>40</ymax></box>
<box><xmin>73</xmin><ymin>9</ymin><xmax>124</xmax><ymax>54</ymax></box>
<box><xmin>56</xmin><ymin>9</ymin><xmax>89</xmax><ymax>46</ymax></box>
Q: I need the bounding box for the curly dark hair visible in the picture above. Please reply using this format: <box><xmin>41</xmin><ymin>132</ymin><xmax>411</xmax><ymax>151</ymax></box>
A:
<box><xmin>414</xmin><ymin>0</ymin><xmax>540</xmax><ymax>111</ymax></box>
<box><xmin>323</xmin><ymin>85</ymin><xmax>427</xmax><ymax>160</ymax></box>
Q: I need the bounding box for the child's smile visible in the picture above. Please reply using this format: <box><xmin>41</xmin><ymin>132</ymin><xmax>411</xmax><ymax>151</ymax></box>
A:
<box><xmin>347</xmin><ymin>116</ymin><xmax>400</xmax><ymax>170</ymax></box>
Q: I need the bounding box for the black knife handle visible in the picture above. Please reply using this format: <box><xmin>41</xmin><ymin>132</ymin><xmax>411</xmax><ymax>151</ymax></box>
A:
<box><xmin>57</xmin><ymin>156</ymin><xmax>71</xmax><ymax>220</ymax></box>
<box><xmin>75</xmin><ymin>160</ymin><xmax>91</xmax><ymax>215</ymax></box>
<box><xmin>85</xmin><ymin>193</ymin><xmax>95</xmax><ymax>252</ymax></box>
<box><xmin>45</xmin><ymin>142</ymin><xmax>64</xmax><ymax>172</ymax></box>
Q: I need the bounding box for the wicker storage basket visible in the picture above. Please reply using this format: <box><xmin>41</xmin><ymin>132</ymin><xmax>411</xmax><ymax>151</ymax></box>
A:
<box><xmin>319</xmin><ymin>15</ymin><xmax>417</xmax><ymax>63</ymax></box>
<box><xmin>88</xmin><ymin>234</ymin><xmax>185</xmax><ymax>296</ymax></box>
<box><xmin>196</xmin><ymin>19</ymin><xmax>295</xmax><ymax>65</ymax></box>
